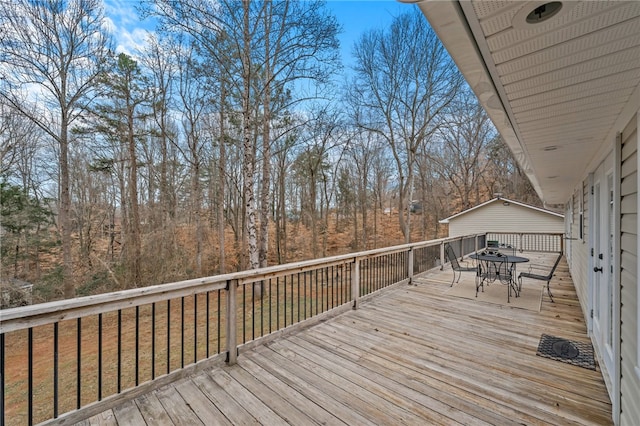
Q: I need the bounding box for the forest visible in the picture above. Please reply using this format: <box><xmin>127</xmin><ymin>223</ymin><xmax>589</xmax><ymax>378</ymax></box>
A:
<box><xmin>0</xmin><ymin>0</ymin><xmax>538</xmax><ymax>306</ymax></box>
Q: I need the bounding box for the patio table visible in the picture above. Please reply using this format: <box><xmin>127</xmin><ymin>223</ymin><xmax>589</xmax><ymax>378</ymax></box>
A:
<box><xmin>470</xmin><ymin>251</ymin><xmax>529</xmax><ymax>303</ymax></box>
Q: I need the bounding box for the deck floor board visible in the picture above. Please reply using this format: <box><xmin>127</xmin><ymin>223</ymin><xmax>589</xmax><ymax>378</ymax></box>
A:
<box><xmin>76</xmin><ymin>253</ymin><xmax>612</xmax><ymax>425</ymax></box>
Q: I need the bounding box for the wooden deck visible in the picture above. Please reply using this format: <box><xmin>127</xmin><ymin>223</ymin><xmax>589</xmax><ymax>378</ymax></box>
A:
<box><xmin>75</xmin><ymin>253</ymin><xmax>612</xmax><ymax>425</ymax></box>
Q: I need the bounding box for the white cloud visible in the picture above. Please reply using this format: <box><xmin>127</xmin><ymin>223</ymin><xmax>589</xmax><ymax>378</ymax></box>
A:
<box><xmin>103</xmin><ymin>0</ymin><xmax>155</xmax><ymax>55</ymax></box>
<box><xmin>115</xmin><ymin>27</ymin><xmax>150</xmax><ymax>55</ymax></box>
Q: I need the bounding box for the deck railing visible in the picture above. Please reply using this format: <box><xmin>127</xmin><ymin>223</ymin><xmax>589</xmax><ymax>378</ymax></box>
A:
<box><xmin>0</xmin><ymin>231</ymin><xmax>543</xmax><ymax>425</ymax></box>
<box><xmin>486</xmin><ymin>232</ymin><xmax>564</xmax><ymax>253</ymax></box>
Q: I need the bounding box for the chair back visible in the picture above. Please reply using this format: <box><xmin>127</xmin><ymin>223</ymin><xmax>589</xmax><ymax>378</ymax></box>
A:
<box><xmin>444</xmin><ymin>243</ymin><xmax>462</xmax><ymax>270</ymax></box>
<box><xmin>496</xmin><ymin>260</ymin><xmax>513</xmax><ymax>284</ymax></box>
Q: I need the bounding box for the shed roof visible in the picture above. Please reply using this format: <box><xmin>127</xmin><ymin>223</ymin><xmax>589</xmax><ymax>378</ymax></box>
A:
<box><xmin>438</xmin><ymin>197</ymin><xmax>564</xmax><ymax>224</ymax></box>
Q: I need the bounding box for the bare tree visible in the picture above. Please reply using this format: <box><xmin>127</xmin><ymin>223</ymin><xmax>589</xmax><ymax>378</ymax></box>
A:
<box><xmin>0</xmin><ymin>0</ymin><xmax>111</xmax><ymax>297</ymax></box>
<box><xmin>483</xmin><ymin>136</ymin><xmax>540</xmax><ymax>205</ymax></box>
<box><xmin>174</xmin><ymin>43</ymin><xmax>210</xmax><ymax>276</ymax></box>
<box><xmin>428</xmin><ymin>95</ymin><xmax>494</xmax><ymax>211</ymax></box>
<box><xmin>255</xmin><ymin>0</ymin><xmax>341</xmax><ymax>267</ymax></box>
<box><xmin>350</xmin><ymin>10</ymin><xmax>463</xmax><ymax>242</ymax></box>
<box><xmin>345</xmin><ymin>129</ymin><xmax>388</xmax><ymax>249</ymax></box>
<box><xmin>147</xmin><ymin>0</ymin><xmax>339</xmax><ymax>278</ymax></box>
<box><xmin>142</xmin><ymin>35</ymin><xmax>178</xmax><ymax>232</ymax></box>
<box><xmin>293</xmin><ymin>107</ymin><xmax>344</xmax><ymax>257</ymax></box>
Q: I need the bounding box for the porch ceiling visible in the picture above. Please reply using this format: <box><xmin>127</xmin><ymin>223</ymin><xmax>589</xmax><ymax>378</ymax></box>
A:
<box><xmin>416</xmin><ymin>1</ymin><xmax>640</xmax><ymax>206</ymax></box>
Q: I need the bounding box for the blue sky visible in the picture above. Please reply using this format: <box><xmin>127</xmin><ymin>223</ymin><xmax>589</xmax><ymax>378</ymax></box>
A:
<box><xmin>326</xmin><ymin>0</ymin><xmax>409</xmax><ymax>67</ymax></box>
<box><xmin>103</xmin><ymin>0</ymin><xmax>410</xmax><ymax>68</ymax></box>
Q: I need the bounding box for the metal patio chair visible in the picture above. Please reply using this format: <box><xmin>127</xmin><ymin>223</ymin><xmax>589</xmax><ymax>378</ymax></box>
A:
<box><xmin>444</xmin><ymin>243</ymin><xmax>477</xmax><ymax>287</ymax></box>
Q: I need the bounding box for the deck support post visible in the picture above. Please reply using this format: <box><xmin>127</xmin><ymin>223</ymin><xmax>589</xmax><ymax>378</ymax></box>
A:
<box><xmin>226</xmin><ymin>279</ymin><xmax>238</xmax><ymax>365</ymax></box>
<box><xmin>352</xmin><ymin>258</ymin><xmax>360</xmax><ymax>309</ymax></box>
<box><xmin>440</xmin><ymin>243</ymin><xmax>445</xmax><ymax>270</ymax></box>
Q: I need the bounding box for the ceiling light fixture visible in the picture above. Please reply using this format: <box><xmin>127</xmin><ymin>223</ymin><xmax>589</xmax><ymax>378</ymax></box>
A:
<box><xmin>543</xmin><ymin>145</ymin><xmax>558</xmax><ymax>151</ymax></box>
<box><xmin>526</xmin><ymin>2</ymin><xmax>563</xmax><ymax>24</ymax></box>
<box><xmin>512</xmin><ymin>1</ymin><xmax>574</xmax><ymax>30</ymax></box>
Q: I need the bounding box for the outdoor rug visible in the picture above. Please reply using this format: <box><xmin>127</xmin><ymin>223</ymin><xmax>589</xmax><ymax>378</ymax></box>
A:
<box><xmin>536</xmin><ymin>334</ymin><xmax>596</xmax><ymax>370</ymax></box>
<box><xmin>446</xmin><ymin>278</ymin><xmax>543</xmax><ymax>312</ymax></box>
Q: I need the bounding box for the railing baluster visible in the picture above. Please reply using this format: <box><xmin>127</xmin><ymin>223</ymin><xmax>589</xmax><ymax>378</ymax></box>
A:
<box><xmin>297</xmin><ymin>273</ymin><xmax>301</xmax><ymax>323</ymax></box>
<box><xmin>152</xmin><ymin>303</ymin><xmax>156</xmax><ymax>379</ymax></box>
<box><xmin>318</xmin><ymin>268</ymin><xmax>324</xmax><ymax>313</ymax></box>
<box><xmin>328</xmin><ymin>266</ymin><xmax>332</xmax><ymax>307</ymax></box>
<box><xmin>353</xmin><ymin>258</ymin><xmax>360</xmax><ymax>308</ymax></box>
<box><xmin>181</xmin><ymin>297</ymin><xmax>185</xmax><ymax>368</ymax></box>
<box><xmin>226</xmin><ymin>280</ymin><xmax>238</xmax><ymax>365</ymax></box>
<box><xmin>260</xmin><ymin>281</ymin><xmax>264</xmax><ymax>338</ymax></box>
<box><xmin>289</xmin><ymin>275</ymin><xmax>300</xmax><ymax>324</ymax></box>
<box><xmin>1</xmin><ymin>332</ymin><xmax>4</xmax><ymax>426</ymax></box>
<box><xmin>135</xmin><ymin>306</ymin><xmax>139</xmax><ymax>386</ymax></box>
<box><xmin>53</xmin><ymin>322</ymin><xmax>58</xmax><ymax>418</ymax></box>
<box><xmin>370</xmin><ymin>258</ymin><xmax>373</xmax><ymax>292</ymax></box>
<box><xmin>194</xmin><ymin>293</ymin><xmax>198</xmax><ymax>364</ymax></box>
<box><xmin>315</xmin><ymin>269</ymin><xmax>319</xmax><ymax>315</ymax></box>
<box><xmin>284</xmin><ymin>275</ymin><xmax>287</xmax><ymax>327</ymax></box>
<box><xmin>391</xmin><ymin>253</ymin><xmax>394</xmax><ymax>284</ymax></box>
<box><xmin>77</xmin><ymin>318</ymin><xmax>81</xmax><ymax>410</ymax></box>
<box><xmin>117</xmin><ymin>310</ymin><xmax>121</xmax><ymax>393</ymax></box>
<box><xmin>205</xmin><ymin>293</ymin><xmax>210</xmax><ymax>359</ymax></box>
<box><xmin>242</xmin><ymin>285</ymin><xmax>247</xmax><ymax>344</ymax></box>
<box><xmin>325</xmin><ymin>268</ymin><xmax>328</xmax><ymax>308</ymax></box>
<box><xmin>98</xmin><ymin>314</ymin><xmax>102</xmax><ymax>401</ymax></box>
<box><xmin>372</xmin><ymin>257</ymin><xmax>376</xmax><ymax>291</ymax></box>
<box><xmin>361</xmin><ymin>259</ymin><xmax>365</xmax><ymax>296</ymax></box>
<box><xmin>268</xmin><ymin>279</ymin><xmax>273</xmax><ymax>334</ymax></box>
<box><xmin>251</xmin><ymin>283</ymin><xmax>255</xmax><ymax>341</ymax></box>
<box><xmin>276</xmin><ymin>277</ymin><xmax>280</xmax><ymax>330</ymax></box>
<box><xmin>217</xmin><ymin>289</ymin><xmax>221</xmax><ymax>355</ymax></box>
<box><xmin>387</xmin><ymin>254</ymin><xmax>390</xmax><ymax>286</ymax></box>
<box><xmin>389</xmin><ymin>254</ymin><xmax>392</xmax><ymax>285</ymax></box>
<box><xmin>303</xmin><ymin>272</ymin><xmax>308</xmax><ymax>320</ymax></box>
<box><xmin>28</xmin><ymin>327</ymin><xmax>33</xmax><ymax>426</ymax></box>
<box><xmin>167</xmin><ymin>300</ymin><xmax>170</xmax><ymax>375</ymax></box>
<box><xmin>328</xmin><ymin>266</ymin><xmax>332</xmax><ymax>309</ymax></box>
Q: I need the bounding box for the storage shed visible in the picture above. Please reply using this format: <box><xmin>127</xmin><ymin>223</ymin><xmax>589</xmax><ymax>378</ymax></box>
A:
<box><xmin>439</xmin><ymin>197</ymin><xmax>564</xmax><ymax>237</ymax></box>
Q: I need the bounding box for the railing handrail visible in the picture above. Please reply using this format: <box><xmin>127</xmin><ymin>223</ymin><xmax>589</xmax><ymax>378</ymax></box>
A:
<box><xmin>487</xmin><ymin>231</ymin><xmax>564</xmax><ymax>236</ymax></box>
<box><xmin>0</xmin><ymin>235</ymin><xmax>481</xmax><ymax>334</ymax></box>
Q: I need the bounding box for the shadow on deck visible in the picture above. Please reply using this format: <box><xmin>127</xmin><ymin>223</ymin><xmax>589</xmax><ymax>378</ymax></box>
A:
<box><xmin>76</xmin><ymin>252</ymin><xmax>612</xmax><ymax>425</ymax></box>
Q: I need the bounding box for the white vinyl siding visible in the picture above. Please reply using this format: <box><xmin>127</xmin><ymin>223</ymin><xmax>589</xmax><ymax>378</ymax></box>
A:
<box><xmin>620</xmin><ymin>112</ymin><xmax>639</xmax><ymax>426</ymax></box>
<box><xmin>568</xmin><ymin>187</ymin><xmax>590</xmax><ymax>319</ymax></box>
<box><xmin>447</xmin><ymin>201</ymin><xmax>564</xmax><ymax>237</ymax></box>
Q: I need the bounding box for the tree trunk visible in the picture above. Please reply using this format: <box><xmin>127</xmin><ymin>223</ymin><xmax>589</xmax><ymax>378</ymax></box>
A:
<box><xmin>241</xmin><ymin>1</ymin><xmax>259</xmax><ymax>274</ymax></box>
<box><xmin>218</xmin><ymin>84</ymin><xmax>227</xmax><ymax>274</ymax></box>
<box><xmin>127</xmin><ymin>103</ymin><xmax>141</xmax><ymax>287</ymax></box>
<box><xmin>259</xmin><ymin>36</ymin><xmax>272</xmax><ymax>269</ymax></box>
<box><xmin>60</xmin><ymin>120</ymin><xmax>74</xmax><ymax>298</ymax></box>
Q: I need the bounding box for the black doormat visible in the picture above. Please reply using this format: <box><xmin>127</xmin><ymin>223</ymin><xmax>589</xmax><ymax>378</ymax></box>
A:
<box><xmin>536</xmin><ymin>334</ymin><xmax>596</xmax><ymax>370</ymax></box>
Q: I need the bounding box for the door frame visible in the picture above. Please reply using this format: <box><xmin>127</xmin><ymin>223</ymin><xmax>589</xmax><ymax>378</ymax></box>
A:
<box><xmin>588</xmin><ymin>147</ymin><xmax>621</xmax><ymax>417</ymax></box>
